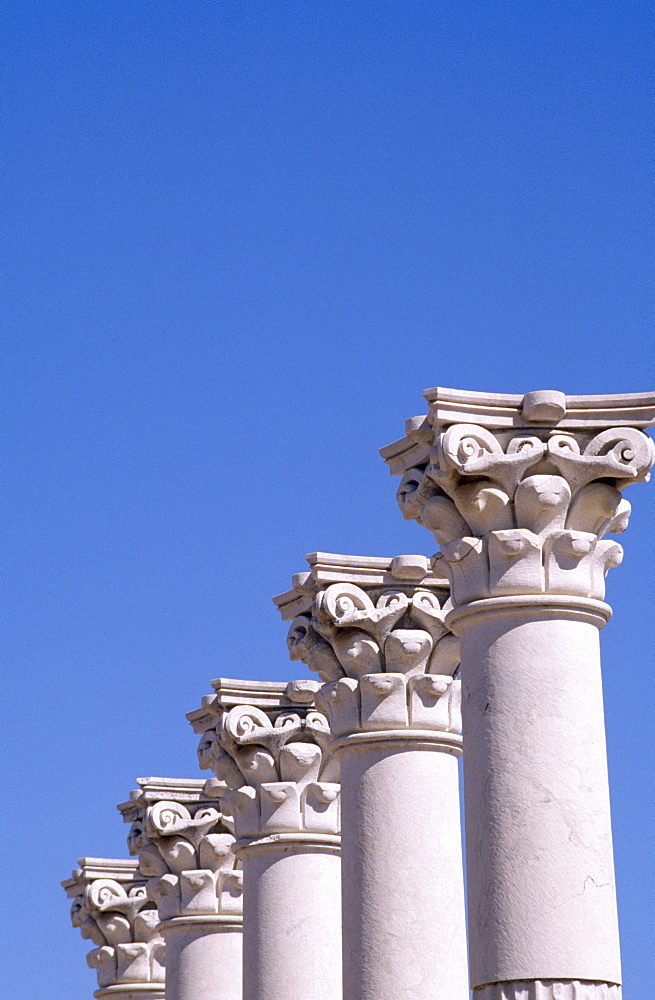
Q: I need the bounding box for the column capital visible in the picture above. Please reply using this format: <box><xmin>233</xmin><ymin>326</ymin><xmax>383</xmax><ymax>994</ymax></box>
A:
<box><xmin>273</xmin><ymin>552</ymin><xmax>462</xmax><ymax>751</ymax></box>
<box><xmin>474</xmin><ymin>982</ymin><xmax>621</xmax><ymax>999</ymax></box>
<box><xmin>117</xmin><ymin>777</ymin><xmax>242</xmax><ymax>925</ymax></box>
<box><xmin>62</xmin><ymin>857</ymin><xmax>165</xmax><ymax>991</ymax></box>
<box><xmin>380</xmin><ymin>387</ymin><xmax>655</xmax><ymax>606</ymax></box>
<box><xmin>187</xmin><ymin>678</ymin><xmax>340</xmax><ymax>842</ymax></box>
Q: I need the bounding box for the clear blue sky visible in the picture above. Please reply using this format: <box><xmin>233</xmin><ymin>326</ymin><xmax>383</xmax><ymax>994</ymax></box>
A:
<box><xmin>3</xmin><ymin>3</ymin><xmax>654</xmax><ymax>997</ymax></box>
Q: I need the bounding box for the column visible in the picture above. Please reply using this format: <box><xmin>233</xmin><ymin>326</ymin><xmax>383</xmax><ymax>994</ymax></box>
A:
<box><xmin>274</xmin><ymin>552</ymin><xmax>469</xmax><ymax>1000</ymax></box>
<box><xmin>62</xmin><ymin>857</ymin><xmax>165</xmax><ymax>1000</ymax></box>
<box><xmin>188</xmin><ymin>678</ymin><xmax>342</xmax><ymax>1000</ymax></box>
<box><xmin>118</xmin><ymin>777</ymin><xmax>242</xmax><ymax>1000</ymax></box>
<box><xmin>381</xmin><ymin>386</ymin><xmax>655</xmax><ymax>998</ymax></box>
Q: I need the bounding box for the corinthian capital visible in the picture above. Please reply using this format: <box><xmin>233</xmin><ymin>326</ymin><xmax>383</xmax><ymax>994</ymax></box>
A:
<box><xmin>187</xmin><ymin>678</ymin><xmax>339</xmax><ymax>841</ymax></box>
<box><xmin>381</xmin><ymin>388</ymin><xmax>655</xmax><ymax>606</ymax></box>
<box><xmin>117</xmin><ymin>777</ymin><xmax>242</xmax><ymax>923</ymax></box>
<box><xmin>273</xmin><ymin>552</ymin><xmax>462</xmax><ymax>745</ymax></box>
<box><xmin>62</xmin><ymin>857</ymin><xmax>165</xmax><ymax>990</ymax></box>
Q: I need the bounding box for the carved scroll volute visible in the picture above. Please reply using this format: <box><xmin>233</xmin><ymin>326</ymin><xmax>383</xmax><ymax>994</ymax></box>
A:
<box><xmin>69</xmin><ymin>873</ymin><xmax>164</xmax><ymax>989</ymax></box>
<box><xmin>191</xmin><ymin>688</ymin><xmax>342</xmax><ymax>844</ymax></box>
<box><xmin>121</xmin><ymin>789</ymin><xmax>242</xmax><ymax>923</ymax></box>
<box><xmin>393</xmin><ymin>419</ymin><xmax>655</xmax><ymax>606</ymax></box>
<box><xmin>548</xmin><ymin>428</ymin><xmax>655</xmax><ymax>493</ymax></box>
<box><xmin>71</xmin><ymin>895</ymin><xmax>105</xmax><ymax>947</ymax></box>
<box><xmin>87</xmin><ymin>880</ymin><xmax>143</xmax><ymax>937</ymax></box>
<box><xmin>439</xmin><ymin>423</ymin><xmax>545</xmax><ymax>496</ymax></box>
<box><xmin>147</xmin><ymin>800</ymin><xmax>221</xmax><ymax>848</ymax></box>
<box><xmin>279</xmin><ymin>569</ymin><xmax>462</xmax><ymax>740</ymax></box>
<box><xmin>194</xmin><ymin>691</ymin><xmax>339</xmax><ymax>840</ymax></box>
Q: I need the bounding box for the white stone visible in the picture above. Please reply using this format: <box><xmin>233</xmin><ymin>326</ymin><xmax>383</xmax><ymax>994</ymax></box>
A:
<box><xmin>62</xmin><ymin>857</ymin><xmax>165</xmax><ymax>1000</ymax></box>
<box><xmin>381</xmin><ymin>386</ymin><xmax>655</xmax><ymax>994</ymax></box>
<box><xmin>274</xmin><ymin>553</ymin><xmax>469</xmax><ymax>1000</ymax></box>
<box><xmin>188</xmin><ymin>679</ymin><xmax>342</xmax><ymax>1000</ymax></box>
<box><xmin>118</xmin><ymin>778</ymin><xmax>242</xmax><ymax>1000</ymax></box>
<box><xmin>450</xmin><ymin>599</ymin><xmax>620</xmax><ymax>985</ymax></box>
<box><xmin>474</xmin><ymin>984</ymin><xmax>621</xmax><ymax>1000</ymax></box>
<box><xmin>241</xmin><ymin>837</ymin><xmax>341</xmax><ymax>1000</ymax></box>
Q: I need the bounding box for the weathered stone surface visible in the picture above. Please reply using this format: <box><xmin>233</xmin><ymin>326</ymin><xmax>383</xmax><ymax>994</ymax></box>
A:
<box><xmin>382</xmin><ymin>389</ymin><xmax>654</xmax><ymax>608</ymax></box>
<box><xmin>63</xmin><ymin>857</ymin><xmax>165</xmax><ymax>998</ymax></box>
<box><xmin>188</xmin><ymin>679</ymin><xmax>342</xmax><ymax>1000</ymax></box>
<box><xmin>274</xmin><ymin>551</ymin><xmax>460</xmax><ymax>744</ymax></box>
<box><xmin>275</xmin><ymin>553</ymin><xmax>469</xmax><ymax>1000</ymax></box>
<box><xmin>381</xmin><ymin>387</ymin><xmax>655</xmax><ymax>994</ymax></box>
<box><xmin>474</xmin><ymin>983</ymin><xmax>621</xmax><ymax>1000</ymax></box>
<box><xmin>188</xmin><ymin>678</ymin><xmax>338</xmax><ymax>840</ymax></box>
<box><xmin>118</xmin><ymin>778</ymin><xmax>241</xmax><ymax>923</ymax></box>
<box><xmin>118</xmin><ymin>777</ymin><xmax>242</xmax><ymax>1000</ymax></box>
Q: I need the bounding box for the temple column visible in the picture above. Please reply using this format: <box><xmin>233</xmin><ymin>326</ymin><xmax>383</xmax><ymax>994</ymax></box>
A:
<box><xmin>118</xmin><ymin>777</ymin><xmax>242</xmax><ymax>1000</ymax></box>
<box><xmin>188</xmin><ymin>678</ymin><xmax>342</xmax><ymax>1000</ymax></box>
<box><xmin>274</xmin><ymin>552</ymin><xmax>469</xmax><ymax>1000</ymax></box>
<box><xmin>382</xmin><ymin>386</ymin><xmax>655</xmax><ymax>997</ymax></box>
<box><xmin>62</xmin><ymin>857</ymin><xmax>165</xmax><ymax>1000</ymax></box>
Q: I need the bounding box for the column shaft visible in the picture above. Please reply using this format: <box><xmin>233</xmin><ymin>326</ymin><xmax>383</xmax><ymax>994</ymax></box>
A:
<box><xmin>339</xmin><ymin>740</ymin><xmax>468</xmax><ymax>1000</ymax></box>
<box><xmin>240</xmin><ymin>840</ymin><xmax>342</xmax><ymax>1000</ymax></box>
<box><xmin>452</xmin><ymin>601</ymin><xmax>621</xmax><ymax>989</ymax></box>
<box><xmin>160</xmin><ymin>919</ymin><xmax>242</xmax><ymax>1000</ymax></box>
<box><xmin>381</xmin><ymin>388</ymin><xmax>655</xmax><ymax>996</ymax></box>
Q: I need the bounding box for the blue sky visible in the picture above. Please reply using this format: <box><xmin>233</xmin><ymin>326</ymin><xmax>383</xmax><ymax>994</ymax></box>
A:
<box><xmin>3</xmin><ymin>3</ymin><xmax>654</xmax><ymax>997</ymax></box>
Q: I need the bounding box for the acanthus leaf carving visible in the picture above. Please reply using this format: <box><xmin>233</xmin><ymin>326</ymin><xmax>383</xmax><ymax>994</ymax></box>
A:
<box><xmin>153</xmin><ymin>836</ymin><xmax>197</xmax><ymax>876</ymax></box>
<box><xmin>198</xmin><ymin>832</ymin><xmax>238</xmax><ymax>872</ymax></box>
<box><xmin>191</xmin><ymin>680</ymin><xmax>340</xmax><ymax>841</ymax></box>
<box><xmin>87</xmin><ymin>945</ymin><xmax>117</xmax><ymax>988</ymax></box>
<box><xmin>306</xmin><ymin>640</ymin><xmax>344</xmax><ymax>682</ymax></box>
<box><xmin>439</xmin><ymin>424</ymin><xmax>545</xmax><ymax>495</ymax></box>
<box><xmin>118</xmin><ymin>780</ymin><xmax>242</xmax><ymax>922</ymax></box>
<box><xmin>389</xmin><ymin>419</ymin><xmax>654</xmax><ymax>604</ymax></box>
<box><xmin>474</xmin><ymin>981</ymin><xmax>622</xmax><ymax>1000</ymax></box>
<box><xmin>115</xmin><ymin>942</ymin><xmax>152</xmax><ymax>984</ymax></box>
<box><xmin>64</xmin><ymin>862</ymin><xmax>164</xmax><ymax>989</ymax></box>
<box><xmin>276</xmin><ymin>560</ymin><xmax>462</xmax><ymax>742</ymax></box>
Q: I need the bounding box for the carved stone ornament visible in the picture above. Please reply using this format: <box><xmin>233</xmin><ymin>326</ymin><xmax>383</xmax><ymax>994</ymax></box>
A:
<box><xmin>380</xmin><ymin>388</ymin><xmax>655</xmax><ymax>606</ymax></box>
<box><xmin>273</xmin><ymin>552</ymin><xmax>462</xmax><ymax>744</ymax></box>
<box><xmin>117</xmin><ymin>777</ymin><xmax>243</xmax><ymax>923</ymax></box>
<box><xmin>474</xmin><ymin>983</ymin><xmax>621</xmax><ymax>1000</ymax></box>
<box><xmin>62</xmin><ymin>857</ymin><xmax>165</xmax><ymax>990</ymax></box>
<box><xmin>187</xmin><ymin>678</ymin><xmax>340</xmax><ymax>841</ymax></box>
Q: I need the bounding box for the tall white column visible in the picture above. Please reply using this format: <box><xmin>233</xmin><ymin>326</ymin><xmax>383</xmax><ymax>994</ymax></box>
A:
<box><xmin>274</xmin><ymin>552</ymin><xmax>469</xmax><ymax>1000</ymax></box>
<box><xmin>239</xmin><ymin>836</ymin><xmax>341</xmax><ymax>1000</ymax></box>
<box><xmin>118</xmin><ymin>777</ymin><xmax>242</xmax><ymax>1000</ymax></box>
<box><xmin>382</xmin><ymin>386</ymin><xmax>655</xmax><ymax>998</ymax></box>
<box><xmin>63</xmin><ymin>857</ymin><xmax>165</xmax><ymax>1000</ymax></box>
<box><xmin>188</xmin><ymin>678</ymin><xmax>342</xmax><ymax>1000</ymax></box>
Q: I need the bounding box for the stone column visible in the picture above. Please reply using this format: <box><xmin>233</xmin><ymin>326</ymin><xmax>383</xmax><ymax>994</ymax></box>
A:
<box><xmin>188</xmin><ymin>678</ymin><xmax>342</xmax><ymax>1000</ymax></box>
<box><xmin>274</xmin><ymin>552</ymin><xmax>469</xmax><ymax>1000</ymax></box>
<box><xmin>118</xmin><ymin>778</ymin><xmax>242</xmax><ymax>1000</ymax></box>
<box><xmin>381</xmin><ymin>386</ymin><xmax>655</xmax><ymax>998</ymax></box>
<box><xmin>62</xmin><ymin>857</ymin><xmax>165</xmax><ymax>1000</ymax></box>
